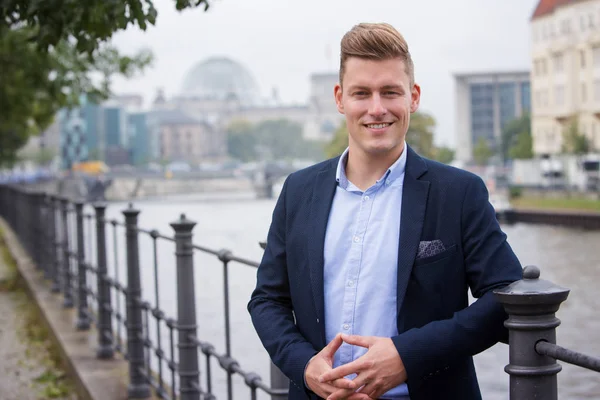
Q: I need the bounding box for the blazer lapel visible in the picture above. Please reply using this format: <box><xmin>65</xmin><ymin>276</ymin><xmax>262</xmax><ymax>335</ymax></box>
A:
<box><xmin>397</xmin><ymin>146</ymin><xmax>429</xmax><ymax>327</ymax></box>
<box><xmin>308</xmin><ymin>159</ymin><xmax>338</xmax><ymax>346</ymax></box>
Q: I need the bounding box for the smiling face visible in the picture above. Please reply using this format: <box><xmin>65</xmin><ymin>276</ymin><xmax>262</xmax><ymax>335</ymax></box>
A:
<box><xmin>334</xmin><ymin>56</ymin><xmax>421</xmax><ymax>160</ymax></box>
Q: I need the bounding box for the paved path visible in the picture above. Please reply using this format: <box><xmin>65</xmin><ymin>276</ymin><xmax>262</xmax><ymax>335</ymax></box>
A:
<box><xmin>0</xmin><ymin>237</ymin><xmax>76</xmax><ymax>400</ymax></box>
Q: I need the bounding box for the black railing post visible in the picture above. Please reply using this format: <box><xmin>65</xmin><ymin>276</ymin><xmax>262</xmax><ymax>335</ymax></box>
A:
<box><xmin>494</xmin><ymin>265</ymin><xmax>570</xmax><ymax>400</ymax></box>
<box><xmin>94</xmin><ymin>203</ymin><xmax>114</xmax><ymax>359</ymax></box>
<box><xmin>50</xmin><ymin>195</ymin><xmax>61</xmax><ymax>293</ymax></box>
<box><xmin>122</xmin><ymin>204</ymin><xmax>151</xmax><ymax>398</ymax></box>
<box><xmin>34</xmin><ymin>192</ymin><xmax>45</xmax><ymax>270</ymax></box>
<box><xmin>23</xmin><ymin>189</ymin><xmax>32</xmax><ymax>255</ymax></box>
<box><xmin>75</xmin><ymin>200</ymin><xmax>91</xmax><ymax>330</ymax></box>
<box><xmin>41</xmin><ymin>194</ymin><xmax>51</xmax><ymax>280</ymax></box>
<box><xmin>61</xmin><ymin>197</ymin><xmax>74</xmax><ymax>308</ymax></box>
<box><xmin>170</xmin><ymin>214</ymin><xmax>200</xmax><ymax>400</ymax></box>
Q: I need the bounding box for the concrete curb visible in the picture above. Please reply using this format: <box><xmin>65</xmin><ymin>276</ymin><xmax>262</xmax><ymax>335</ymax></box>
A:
<box><xmin>0</xmin><ymin>217</ymin><xmax>132</xmax><ymax>400</ymax></box>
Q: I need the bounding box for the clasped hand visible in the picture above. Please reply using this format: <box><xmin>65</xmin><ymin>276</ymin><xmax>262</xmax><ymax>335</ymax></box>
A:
<box><xmin>304</xmin><ymin>333</ymin><xmax>407</xmax><ymax>400</ymax></box>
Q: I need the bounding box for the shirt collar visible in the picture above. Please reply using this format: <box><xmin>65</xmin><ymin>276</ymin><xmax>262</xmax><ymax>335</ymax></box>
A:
<box><xmin>335</xmin><ymin>142</ymin><xmax>408</xmax><ymax>190</ymax></box>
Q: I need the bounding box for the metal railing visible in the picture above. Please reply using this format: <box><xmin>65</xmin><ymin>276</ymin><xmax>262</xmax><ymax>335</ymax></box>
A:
<box><xmin>493</xmin><ymin>265</ymin><xmax>600</xmax><ymax>400</ymax></box>
<box><xmin>0</xmin><ymin>184</ymin><xmax>288</xmax><ymax>400</ymax></box>
<box><xmin>1</xmin><ymin>184</ymin><xmax>598</xmax><ymax>400</ymax></box>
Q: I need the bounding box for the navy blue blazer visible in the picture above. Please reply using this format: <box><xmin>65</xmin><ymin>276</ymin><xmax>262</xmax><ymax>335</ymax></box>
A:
<box><xmin>248</xmin><ymin>146</ymin><xmax>522</xmax><ymax>400</ymax></box>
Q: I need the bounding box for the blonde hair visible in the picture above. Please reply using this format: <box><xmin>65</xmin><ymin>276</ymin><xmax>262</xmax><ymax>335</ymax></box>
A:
<box><xmin>339</xmin><ymin>22</ymin><xmax>414</xmax><ymax>86</ymax></box>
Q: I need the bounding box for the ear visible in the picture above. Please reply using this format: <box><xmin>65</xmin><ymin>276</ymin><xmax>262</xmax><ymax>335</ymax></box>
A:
<box><xmin>410</xmin><ymin>83</ymin><xmax>421</xmax><ymax>113</ymax></box>
<box><xmin>334</xmin><ymin>84</ymin><xmax>344</xmax><ymax>114</ymax></box>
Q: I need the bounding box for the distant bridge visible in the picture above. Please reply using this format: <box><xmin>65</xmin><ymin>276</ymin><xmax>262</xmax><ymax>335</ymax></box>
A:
<box><xmin>26</xmin><ymin>164</ymin><xmax>297</xmax><ymax>201</ymax></box>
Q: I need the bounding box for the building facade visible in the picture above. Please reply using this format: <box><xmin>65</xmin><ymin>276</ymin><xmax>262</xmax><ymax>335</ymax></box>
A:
<box><xmin>159</xmin><ymin>57</ymin><xmax>343</xmax><ymax>144</ymax></box>
<box><xmin>454</xmin><ymin>71</ymin><xmax>531</xmax><ymax>162</ymax></box>
<box><xmin>531</xmin><ymin>0</ymin><xmax>600</xmax><ymax>155</ymax></box>
<box><xmin>156</xmin><ymin>109</ymin><xmax>226</xmax><ymax>164</ymax></box>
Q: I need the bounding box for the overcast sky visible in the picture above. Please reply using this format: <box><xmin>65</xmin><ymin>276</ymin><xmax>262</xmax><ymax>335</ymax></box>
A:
<box><xmin>110</xmin><ymin>0</ymin><xmax>540</xmax><ymax>147</ymax></box>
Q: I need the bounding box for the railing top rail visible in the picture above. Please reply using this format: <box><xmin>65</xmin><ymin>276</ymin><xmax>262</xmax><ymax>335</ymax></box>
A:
<box><xmin>191</xmin><ymin>244</ymin><xmax>260</xmax><ymax>268</ymax></box>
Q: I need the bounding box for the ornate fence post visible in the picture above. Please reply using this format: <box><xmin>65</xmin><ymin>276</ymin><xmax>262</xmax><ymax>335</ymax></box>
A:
<box><xmin>94</xmin><ymin>203</ymin><xmax>114</xmax><ymax>359</ymax></box>
<box><xmin>75</xmin><ymin>201</ymin><xmax>91</xmax><ymax>330</ymax></box>
<box><xmin>50</xmin><ymin>195</ymin><xmax>61</xmax><ymax>293</ymax></box>
<box><xmin>34</xmin><ymin>192</ymin><xmax>45</xmax><ymax>270</ymax></box>
<box><xmin>61</xmin><ymin>197</ymin><xmax>74</xmax><ymax>308</ymax></box>
<box><xmin>494</xmin><ymin>265</ymin><xmax>570</xmax><ymax>400</ymax></box>
<box><xmin>171</xmin><ymin>214</ymin><xmax>200</xmax><ymax>400</ymax></box>
<box><xmin>122</xmin><ymin>204</ymin><xmax>151</xmax><ymax>398</ymax></box>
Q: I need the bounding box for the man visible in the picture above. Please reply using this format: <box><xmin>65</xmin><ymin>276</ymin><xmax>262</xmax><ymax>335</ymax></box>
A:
<box><xmin>248</xmin><ymin>22</ymin><xmax>522</xmax><ymax>400</ymax></box>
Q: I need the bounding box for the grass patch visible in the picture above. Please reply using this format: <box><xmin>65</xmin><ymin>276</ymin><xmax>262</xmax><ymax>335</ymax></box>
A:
<box><xmin>0</xmin><ymin>228</ymin><xmax>75</xmax><ymax>399</ymax></box>
<box><xmin>510</xmin><ymin>196</ymin><xmax>600</xmax><ymax>212</ymax></box>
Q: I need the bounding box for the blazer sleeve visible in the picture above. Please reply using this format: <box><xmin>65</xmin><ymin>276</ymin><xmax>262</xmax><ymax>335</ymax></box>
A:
<box><xmin>392</xmin><ymin>175</ymin><xmax>522</xmax><ymax>388</ymax></box>
<box><xmin>247</xmin><ymin>177</ymin><xmax>318</xmax><ymax>391</ymax></box>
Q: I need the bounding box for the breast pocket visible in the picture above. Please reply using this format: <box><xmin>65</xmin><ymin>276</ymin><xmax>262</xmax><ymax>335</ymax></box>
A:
<box><xmin>414</xmin><ymin>244</ymin><xmax>457</xmax><ymax>267</ymax></box>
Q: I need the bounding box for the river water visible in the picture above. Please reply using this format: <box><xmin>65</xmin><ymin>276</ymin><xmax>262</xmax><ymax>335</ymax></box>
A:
<box><xmin>91</xmin><ymin>192</ymin><xmax>600</xmax><ymax>400</ymax></box>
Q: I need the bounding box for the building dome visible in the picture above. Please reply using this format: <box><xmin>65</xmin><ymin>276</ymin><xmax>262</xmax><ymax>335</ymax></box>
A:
<box><xmin>180</xmin><ymin>57</ymin><xmax>260</xmax><ymax>105</ymax></box>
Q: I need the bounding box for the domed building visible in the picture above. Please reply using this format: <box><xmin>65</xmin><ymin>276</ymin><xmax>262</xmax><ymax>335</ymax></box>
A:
<box><xmin>179</xmin><ymin>57</ymin><xmax>261</xmax><ymax>106</ymax></box>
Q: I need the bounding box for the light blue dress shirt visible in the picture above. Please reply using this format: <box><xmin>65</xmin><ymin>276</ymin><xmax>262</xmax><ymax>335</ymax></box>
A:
<box><xmin>323</xmin><ymin>145</ymin><xmax>409</xmax><ymax>399</ymax></box>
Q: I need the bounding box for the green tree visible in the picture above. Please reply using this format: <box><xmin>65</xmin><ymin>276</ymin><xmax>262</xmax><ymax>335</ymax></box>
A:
<box><xmin>19</xmin><ymin>147</ymin><xmax>56</xmax><ymax>166</ymax></box>
<box><xmin>433</xmin><ymin>146</ymin><xmax>455</xmax><ymax>164</ymax></box>
<box><xmin>562</xmin><ymin>118</ymin><xmax>590</xmax><ymax>155</ymax></box>
<box><xmin>0</xmin><ymin>0</ymin><xmax>212</xmax><ymax>167</ymax></box>
<box><xmin>226</xmin><ymin>119</ymin><xmax>324</xmax><ymax>162</ymax></box>
<box><xmin>226</xmin><ymin>120</ymin><xmax>257</xmax><ymax>162</ymax></box>
<box><xmin>473</xmin><ymin>137</ymin><xmax>493</xmax><ymax>166</ymax></box>
<box><xmin>501</xmin><ymin>113</ymin><xmax>531</xmax><ymax>162</ymax></box>
<box><xmin>1</xmin><ymin>0</ymin><xmax>211</xmax><ymax>55</ymax></box>
<box><xmin>508</xmin><ymin>130</ymin><xmax>534</xmax><ymax>160</ymax></box>
<box><xmin>325</xmin><ymin>121</ymin><xmax>348</xmax><ymax>158</ymax></box>
<box><xmin>406</xmin><ymin>111</ymin><xmax>436</xmax><ymax>158</ymax></box>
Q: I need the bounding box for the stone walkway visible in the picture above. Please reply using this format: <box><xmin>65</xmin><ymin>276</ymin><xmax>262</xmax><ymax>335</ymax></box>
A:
<box><xmin>0</xmin><ymin>236</ymin><xmax>77</xmax><ymax>400</ymax></box>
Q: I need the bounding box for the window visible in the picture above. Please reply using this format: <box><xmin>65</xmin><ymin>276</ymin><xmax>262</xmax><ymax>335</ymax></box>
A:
<box><xmin>543</xmin><ymin>59</ymin><xmax>548</xmax><ymax>75</ymax></box>
<box><xmin>581</xmin><ymin>50</ymin><xmax>586</xmax><ymax>68</ymax></box>
<box><xmin>553</xmin><ymin>53</ymin><xmax>564</xmax><ymax>73</ymax></box>
<box><xmin>593</xmin><ymin>46</ymin><xmax>600</xmax><ymax>67</ymax></box>
<box><xmin>595</xmin><ymin>80</ymin><xmax>600</xmax><ymax>101</ymax></box>
<box><xmin>582</xmin><ymin>83</ymin><xmax>588</xmax><ymax>103</ymax></box>
<box><xmin>555</xmin><ymin>85</ymin><xmax>565</xmax><ymax>106</ymax></box>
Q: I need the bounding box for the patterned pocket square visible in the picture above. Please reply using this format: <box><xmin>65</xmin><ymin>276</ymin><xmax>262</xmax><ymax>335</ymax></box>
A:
<box><xmin>417</xmin><ymin>240</ymin><xmax>446</xmax><ymax>259</ymax></box>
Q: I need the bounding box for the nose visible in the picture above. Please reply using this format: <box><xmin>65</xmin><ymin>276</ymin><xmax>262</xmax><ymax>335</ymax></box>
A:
<box><xmin>368</xmin><ymin>94</ymin><xmax>387</xmax><ymax>117</ymax></box>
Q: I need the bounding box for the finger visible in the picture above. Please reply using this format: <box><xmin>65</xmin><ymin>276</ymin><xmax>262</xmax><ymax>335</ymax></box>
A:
<box><xmin>330</xmin><ymin>377</ymin><xmax>357</xmax><ymax>390</ymax></box>
<box><xmin>319</xmin><ymin>358</ymin><xmax>373</xmax><ymax>383</ymax></box>
<box><xmin>357</xmin><ymin>382</ymin><xmax>377</xmax><ymax>398</ymax></box>
<box><xmin>322</xmin><ymin>333</ymin><xmax>343</xmax><ymax>358</ymax></box>
<box><xmin>340</xmin><ymin>334</ymin><xmax>373</xmax><ymax>348</ymax></box>
<box><xmin>326</xmin><ymin>387</ymin><xmax>357</xmax><ymax>400</ymax></box>
<box><xmin>346</xmin><ymin>393</ymin><xmax>371</xmax><ymax>400</ymax></box>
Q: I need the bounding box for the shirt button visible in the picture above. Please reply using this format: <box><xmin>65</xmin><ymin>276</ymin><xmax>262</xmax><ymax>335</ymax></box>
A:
<box><xmin>363</xmin><ymin>195</ymin><xmax>370</xmax><ymax>201</ymax></box>
<box><xmin>385</xmin><ymin>180</ymin><xmax>391</xmax><ymax>186</ymax></box>
<box><xmin>343</xmin><ymin>324</ymin><xmax>350</xmax><ymax>330</ymax></box>
<box><xmin>353</xmin><ymin>236</ymin><xmax>360</xmax><ymax>243</ymax></box>
<box><xmin>347</xmin><ymin>280</ymin><xmax>354</xmax><ymax>287</ymax></box>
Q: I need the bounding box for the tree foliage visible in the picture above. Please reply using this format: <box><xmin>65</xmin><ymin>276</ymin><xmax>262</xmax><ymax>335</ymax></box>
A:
<box><xmin>501</xmin><ymin>113</ymin><xmax>532</xmax><ymax>162</ymax></box>
<box><xmin>0</xmin><ymin>0</ymin><xmax>212</xmax><ymax>167</ymax></box>
<box><xmin>562</xmin><ymin>117</ymin><xmax>591</xmax><ymax>155</ymax></box>
<box><xmin>433</xmin><ymin>146</ymin><xmax>455</xmax><ymax>164</ymax></box>
<box><xmin>226</xmin><ymin>119</ymin><xmax>325</xmax><ymax>162</ymax></box>
<box><xmin>324</xmin><ymin>120</ymin><xmax>348</xmax><ymax>158</ymax></box>
<box><xmin>508</xmin><ymin>130</ymin><xmax>534</xmax><ymax>160</ymax></box>
<box><xmin>406</xmin><ymin>111</ymin><xmax>436</xmax><ymax>158</ymax></box>
<box><xmin>472</xmin><ymin>137</ymin><xmax>493</xmax><ymax>166</ymax></box>
<box><xmin>0</xmin><ymin>0</ymin><xmax>211</xmax><ymax>55</ymax></box>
